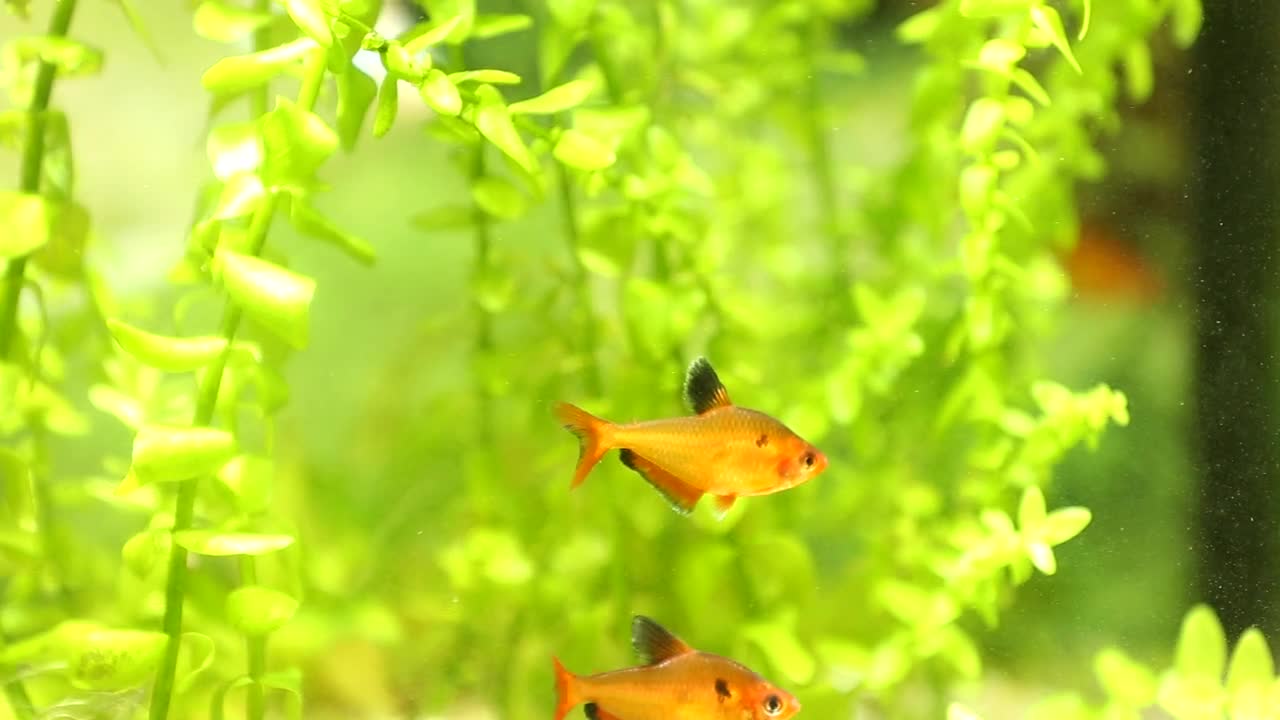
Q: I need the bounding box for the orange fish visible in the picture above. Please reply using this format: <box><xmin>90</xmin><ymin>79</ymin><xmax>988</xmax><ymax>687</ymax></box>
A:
<box><xmin>553</xmin><ymin>616</ymin><xmax>802</xmax><ymax>720</ymax></box>
<box><xmin>554</xmin><ymin>358</ymin><xmax>828</xmax><ymax>517</ymax></box>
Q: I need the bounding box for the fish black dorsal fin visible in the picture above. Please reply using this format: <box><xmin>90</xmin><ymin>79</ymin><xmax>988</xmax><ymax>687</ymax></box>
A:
<box><xmin>684</xmin><ymin>357</ymin><xmax>732</xmax><ymax>414</ymax></box>
<box><xmin>632</xmin><ymin>616</ymin><xmax>694</xmax><ymax>665</ymax></box>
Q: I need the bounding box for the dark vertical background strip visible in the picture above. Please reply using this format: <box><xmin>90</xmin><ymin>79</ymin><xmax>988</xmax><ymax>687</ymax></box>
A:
<box><xmin>1190</xmin><ymin>0</ymin><xmax>1280</xmax><ymax>638</ymax></box>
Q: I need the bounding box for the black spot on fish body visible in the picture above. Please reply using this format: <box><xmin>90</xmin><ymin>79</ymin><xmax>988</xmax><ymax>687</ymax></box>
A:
<box><xmin>715</xmin><ymin>678</ymin><xmax>731</xmax><ymax>701</ymax></box>
<box><xmin>756</xmin><ymin>433</ymin><xmax>768</xmax><ymax>448</ymax></box>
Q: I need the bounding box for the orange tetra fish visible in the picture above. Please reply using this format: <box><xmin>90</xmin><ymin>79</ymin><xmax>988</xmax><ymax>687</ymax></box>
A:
<box><xmin>554</xmin><ymin>357</ymin><xmax>828</xmax><ymax>517</ymax></box>
<box><xmin>553</xmin><ymin>615</ymin><xmax>802</xmax><ymax>720</ymax></box>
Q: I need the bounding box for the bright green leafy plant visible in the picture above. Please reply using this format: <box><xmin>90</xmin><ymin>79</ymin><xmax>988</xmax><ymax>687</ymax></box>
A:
<box><xmin>0</xmin><ymin>0</ymin><xmax>1209</xmax><ymax>718</ymax></box>
<box><xmin>1029</xmin><ymin>604</ymin><xmax>1280</xmax><ymax>720</ymax></box>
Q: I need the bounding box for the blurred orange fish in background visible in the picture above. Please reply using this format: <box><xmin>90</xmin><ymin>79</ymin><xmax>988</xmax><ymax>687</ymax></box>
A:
<box><xmin>554</xmin><ymin>358</ymin><xmax>828</xmax><ymax>517</ymax></box>
<box><xmin>1062</xmin><ymin>219</ymin><xmax>1166</xmax><ymax>303</ymax></box>
<box><xmin>553</xmin><ymin>616</ymin><xmax>802</xmax><ymax>720</ymax></box>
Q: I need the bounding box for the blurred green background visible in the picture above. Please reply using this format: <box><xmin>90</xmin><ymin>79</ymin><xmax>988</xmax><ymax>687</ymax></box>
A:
<box><xmin>0</xmin><ymin>0</ymin><xmax>1228</xmax><ymax>718</ymax></box>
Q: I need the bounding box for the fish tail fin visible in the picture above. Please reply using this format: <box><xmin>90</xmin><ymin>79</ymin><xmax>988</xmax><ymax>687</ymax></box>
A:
<box><xmin>554</xmin><ymin>402</ymin><xmax>613</xmax><ymax>489</ymax></box>
<box><xmin>552</xmin><ymin>656</ymin><xmax>580</xmax><ymax>720</ymax></box>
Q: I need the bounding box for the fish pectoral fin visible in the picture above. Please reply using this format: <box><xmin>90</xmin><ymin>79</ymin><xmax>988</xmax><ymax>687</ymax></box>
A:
<box><xmin>619</xmin><ymin>449</ymin><xmax>703</xmax><ymax>515</ymax></box>
<box><xmin>583</xmin><ymin>703</ymin><xmax>624</xmax><ymax>720</ymax></box>
<box><xmin>712</xmin><ymin>494</ymin><xmax>737</xmax><ymax>519</ymax></box>
<box><xmin>683</xmin><ymin>357</ymin><xmax>733</xmax><ymax>414</ymax></box>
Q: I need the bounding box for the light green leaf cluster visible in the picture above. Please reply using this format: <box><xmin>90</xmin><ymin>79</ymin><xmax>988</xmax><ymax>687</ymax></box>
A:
<box><xmin>1031</xmin><ymin>605</ymin><xmax>1280</xmax><ymax>720</ymax></box>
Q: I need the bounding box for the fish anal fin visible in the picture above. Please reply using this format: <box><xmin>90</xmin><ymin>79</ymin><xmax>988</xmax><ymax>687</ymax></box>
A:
<box><xmin>712</xmin><ymin>494</ymin><xmax>737</xmax><ymax>519</ymax></box>
<box><xmin>631</xmin><ymin>616</ymin><xmax>694</xmax><ymax>665</ymax></box>
<box><xmin>583</xmin><ymin>703</ymin><xmax>623</xmax><ymax>720</ymax></box>
<box><xmin>684</xmin><ymin>357</ymin><xmax>732</xmax><ymax>414</ymax></box>
<box><xmin>619</xmin><ymin>449</ymin><xmax>703</xmax><ymax>515</ymax></box>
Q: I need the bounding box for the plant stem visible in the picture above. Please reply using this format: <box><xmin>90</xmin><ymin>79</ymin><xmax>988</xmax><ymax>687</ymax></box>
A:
<box><xmin>240</xmin><ymin>558</ymin><xmax>266</xmax><ymax>720</ymax></box>
<box><xmin>802</xmin><ymin>14</ymin><xmax>846</xmax><ymax>290</ymax></box>
<box><xmin>469</xmin><ymin>142</ymin><xmax>495</xmax><ymax>441</ymax></box>
<box><xmin>448</xmin><ymin>44</ymin><xmax>496</xmax><ymax>441</ymax></box>
<box><xmin>0</xmin><ymin>0</ymin><xmax>78</xmax><ymax>360</ymax></box>
<box><xmin>148</xmin><ymin>46</ymin><xmax>328</xmax><ymax>720</ymax></box>
<box><xmin>554</xmin><ymin>165</ymin><xmax>602</xmax><ymax>396</ymax></box>
<box><xmin>243</xmin><ymin>9</ymin><xmax>270</xmax><ymax>718</ymax></box>
<box><xmin>0</xmin><ymin>4</ymin><xmax>77</xmax><ymax>717</ymax></box>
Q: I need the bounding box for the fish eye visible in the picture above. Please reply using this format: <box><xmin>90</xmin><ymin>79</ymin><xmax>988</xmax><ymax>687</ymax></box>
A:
<box><xmin>802</xmin><ymin>452</ymin><xmax>814</xmax><ymax>468</ymax></box>
<box><xmin>763</xmin><ymin>694</ymin><xmax>783</xmax><ymax>716</ymax></box>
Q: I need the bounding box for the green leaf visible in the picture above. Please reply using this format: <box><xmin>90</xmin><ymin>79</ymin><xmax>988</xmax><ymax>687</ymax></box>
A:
<box><xmin>959</xmin><ymin>163</ymin><xmax>997</xmax><ymax>218</ymax></box>
<box><xmin>289</xmin><ymin>198</ymin><xmax>376</xmax><ymax>265</ymax></box>
<box><xmin>577</xmin><ymin>248</ymin><xmax>618</xmax><ymax>278</ymax></box>
<box><xmin>285</xmin><ymin>0</ymin><xmax>332</xmax><ymax>47</ymax></box>
<box><xmin>107</xmin><ymin>318</ymin><xmax>228</xmax><ymax>373</ymax></box>
<box><xmin>960</xmin><ymin>98</ymin><xmax>1006</xmax><ymax>153</ymax></box>
<box><xmin>411</xmin><ymin>204</ymin><xmax>473</xmax><ymax>231</ymax></box>
<box><xmin>4</xmin><ymin>0</ymin><xmax>32</xmax><ymax>19</ymax></box>
<box><xmin>214</xmin><ymin>250</ymin><xmax>316</xmax><ymax>350</ymax></box>
<box><xmin>336</xmin><ymin>65</ymin><xmax>377</xmax><ymax>150</ymax></box>
<box><xmin>403</xmin><ymin>14</ymin><xmax>465</xmax><ymax>55</ymax></box>
<box><xmin>1095</xmin><ymin>648</ymin><xmax>1157</xmax><ymax>707</ymax></box>
<box><xmin>470</xmin><ymin>175</ymin><xmax>526</xmax><ymax>219</ymax></box>
<box><xmin>67</xmin><ymin>627</ymin><xmax>167</xmax><ymax>691</ymax></box>
<box><xmin>9</xmin><ymin>36</ymin><xmax>103</xmax><ymax>77</ymax></box>
<box><xmin>1010</xmin><ymin>68</ymin><xmax>1051</xmax><ymax>106</ymax></box>
<box><xmin>742</xmin><ymin>610</ymin><xmax>816</xmax><ymax>686</ymax></box>
<box><xmin>509</xmin><ymin>78</ymin><xmax>595</xmax><ymax>115</ymax></box>
<box><xmin>29</xmin><ymin>198</ymin><xmax>87</xmax><ymax>278</ymax></box>
<box><xmin>448</xmin><ymin>69</ymin><xmax>522</xmax><ymax>85</ymax></box>
<box><xmin>175</xmin><ymin>632</ymin><xmax>216</xmax><ymax>696</ymax></box>
<box><xmin>554</xmin><ymin>129</ymin><xmax>616</xmax><ymax>171</ymax></box>
<box><xmin>0</xmin><ymin>191</ymin><xmax>49</xmax><ymax>258</ymax></box>
<box><xmin>1122</xmin><ymin>42</ymin><xmax>1153</xmax><ymax>102</ymax></box>
<box><xmin>206</xmin><ymin>121</ymin><xmax>263</xmax><ymax>181</ymax></box>
<box><xmin>259</xmin><ymin>97</ymin><xmax>339</xmax><ymax>190</ymax></box>
<box><xmin>1176</xmin><ymin>605</ymin><xmax>1228</xmax><ymax>682</ymax></box>
<box><xmin>1029</xmin><ymin>5</ymin><xmax>1082</xmax><ymax>74</ymax></box>
<box><xmin>548</xmin><ymin>0</ymin><xmax>595</xmax><ymax>28</ymax></box>
<box><xmin>420</xmin><ymin>68</ymin><xmax>462</xmax><ymax>117</ymax></box>
<box><xmin>977</xmin><ymin>39</ymin><xmax>1025</xmax><ymax>71</ymax></box>
<box><xmin>897</xmin><ymin>7</ymin><xmax>942</xmax><ymax>43</ymax></box>
<box><xmin>474</xmin><ymin>85</ymin><xmax>536</xmax><ymax>174</ymax></box>
<box><xmin>121</xmin><ymin>528</ymin><xmax>167</xmax><ymax>579</ymax></box>
<box><xmin>212</xmin><ymin>173</ymin><xmax>266</xmax><ymax>220</ymax></box>
<box><xmin>217</xmin><ymin>455</ymin><xmax>274</xmax><ymax>514</ymax></box>
<box><xmin>174</xmin><ymin>530</ymin><xmax>295</xmax><ymax>556</ymax></box>
<box><xmin>1226</xmin><ymin>628</ymin><xmax>1273</xmax><ymax>696</ymax></box>
<box><xmin>947</xmin><ymin>703</ymin><xmax>982</xmax><ymax>720</ymax></box>
<box><xmin>1172</xmin><ymin>0</ymin><xmax>1203</xmax><ymax>48</ymax></box>
<box><xmin>227</xmin><ymin>586</ymin><xmax>299</xmax><ymax>636</ymax></box>
<box><xmin>1078</xmin><ymin>0</ymin><xmax>1091</xmax><ymax>41</ymax></box>
<box><xmin>202</xmin><ymin>39</ymin><xmax>313</xmax><ymax>96</ymax></box>
<box><xmin>1041</xmin><ymin>507</ymin><xmax>1091</xmax><ymax>545</ymax></box>
<box><xmin>1018</xmin><ymin>485</ymin><xmax>1047</xmax><ymax>530</ymax></box>
<box><xmin>131</xmin><ymin>425</ymin><xmax>236</xmax><ymax>485</ymax></box>
<box><xmin>373</xmin><ymin>76</ymin><xmax>398</xmax><ymax>138</ymax></box>
<box><xmin>1026</xmin><ymin>541</ymin><xmax>1055</xmax><ymax>575</ymax></box>
<box><xmin>193</xmin><ymin>0</ymin><xmax>273</xmax><ymax>43</ymax></box>
<box><xmin>958</xmin><ymin>0</ymin><xmax>1032</xmax><ymax>18</ymax></box>
<box><xmin>470</xmin><ymin>13</ymin><xmax>532</xmax><ymax>39</ymax></box>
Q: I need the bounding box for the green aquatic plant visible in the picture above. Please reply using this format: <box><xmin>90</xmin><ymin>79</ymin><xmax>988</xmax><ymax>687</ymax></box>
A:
<box><xmin>0</xmin><ymin>0</ymin><xmax>1208</xmax><ymax>718</ymax></box>
<box><xmin>1020</xmin><ymin>604</ymin><xmax>1280</xmax><ymax>720</ymax></box>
